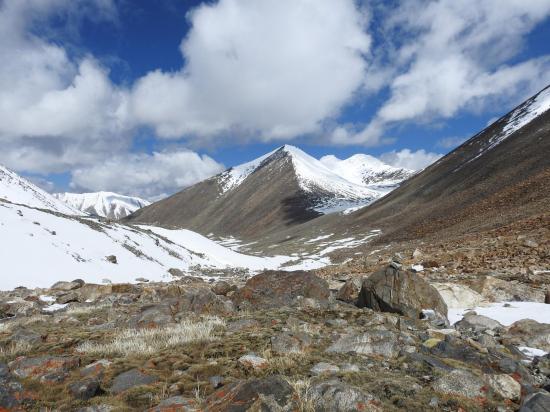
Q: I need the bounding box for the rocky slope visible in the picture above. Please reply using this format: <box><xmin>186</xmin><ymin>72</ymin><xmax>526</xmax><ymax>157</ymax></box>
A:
<box><xmin>54</xmin><ymin>192</ymin><xmax>151</xmax><ymax>219</ymax></box>
<box><xmin>127</xmin><ymin>145</ymin><xmax>412</xmax><ymax>239</ymax></box>
<box><xmin>0</xmin><ymin>263</ymin><xmax>548</xmax><ymax>411</ymax></box>
<box><xmin>339</xmin><ymin>85</ymin><xmax>550</xmax><ymax>243</ymax></box>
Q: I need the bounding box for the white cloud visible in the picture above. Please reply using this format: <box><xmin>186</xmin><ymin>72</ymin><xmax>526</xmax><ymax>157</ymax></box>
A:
<box><xmin>130</xmin><ymin>0</ymin><xmax>370</xmax><ymax>140</ymax></box>
<box><xmin>0</xmin><ymin>0</ymin><xmax>130</xmax><ymax>173</ymax></box>
<box><xmin>379</xmin><ymin>149</ymin><xmax>442</xmax><ymax>171</ymax></box>
<box><xmin>70</xmin><ymin>150</ymin><xmax>225</xmax><ymax>200</ymax></box>
<box><xmin>338</xmin><ymin>0</ymin><xmax>550</xmax><ymax>144</ymax></box>
<box><xmin>437</xmin><ymin>136</ymin><xmax>468</xmax><ymax>149</ymax></box>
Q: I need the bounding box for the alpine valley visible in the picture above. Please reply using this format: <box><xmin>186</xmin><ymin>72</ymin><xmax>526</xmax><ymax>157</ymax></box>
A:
<box><xmin>0</xmin><ymin>85</ymin><xmax>549</xmax><ymax>411</ymax></box>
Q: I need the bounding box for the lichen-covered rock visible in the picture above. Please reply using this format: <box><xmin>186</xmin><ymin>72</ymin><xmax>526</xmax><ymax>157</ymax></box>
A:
<box><xmin>9</xmin><ymin>355</ymin><xmax>79</xmax><ymax>380</ymax></box>
<box><xmin>310</xmin><ymin>362</ymin><xmax>340</xmax><ymax>375</ymax></box>
<box><xmin>336</xmin><ymin>278</ymin><xmax>362</xmax><ymax>304</ymax></box>
<box><xmin>327</xmin><ymin>330</ymin><xmax>404</xmax><ymax>358</ymax></box>
<box><xmin>148</xmin><ymin>396</ymin><xmax>201</xmax><ymax>411</ymax></box>
<box><xmin>68</xmin><ymin>378</ymin><xmax>100</xmax><ymax>400</ymax></box>
<box><xmin>238</xmin><ymin>354</ymin><xmax>268</xmax><ymax>371</ymax></box>
<box><xmin>109</xmin><ymin>368</ymin><xmax>158</xmax><ymax>394</ymax></box>
<box><xmin>357</xmin><ymin>265</ymin><xmax>447</xmax><ymax>319</ymax></box>
<box><xmin>503</xmin><ymin>319</ymin><xmax>550</xmax><ymax>351</ymax></box>
<box><xmin>232</xmin><ymin>270</ymin><xmax>330</xmax><ymax>309</ymax></box>
<box><xmin>271</xmin><ymin>331</ymin><xmax>312</xmax><ymax>354</ymax></box>
<box><xmin>455</xmin><ymin>313</ymin><xmax>503</xmax><ymax>332</ymax></box>
<box><xmin>310</xmin><ymin>380</ymin><xmax>383</xmax><ymax>412</ymax></box>
<box><xmin>432</xmin><ymin>369</ymin><xmax>485</xmax><ymax>399</ymax></box>
<box><xmin>520</xmin><ymin>392</ymin><xmax>550</xmax><ymax>412</ymax></box>
<box><xmin>205</xmin><ymin>376</ymin><xmax>294</xmax><ymax>411</ymax></box>
<box><xmin>485</xmin><ymin>374</ymin><xmax>521</xmax><ymax>401</ymax></box>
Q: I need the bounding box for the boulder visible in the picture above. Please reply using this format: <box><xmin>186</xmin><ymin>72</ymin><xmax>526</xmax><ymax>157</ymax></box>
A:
<box><xmin>133</xmin><ymin>304</ymin><xmax>174</xmax><ymax>328</ymax></box>
<box><xmin>521</xmin><ymin>392</ymin><xmax>550</xmax><ymax>412</ymax></box>
<box><xmin>310</xmin><ymin>380</ymin><xmax>383</xmax><ymax>412</ymax></box>
<box><xmin>469</xmin><ymin>276</ymin><xmax>544</xmax><ymax>302</ymax></box>
<box><xmin>485</xmin><ymin>374</ymin><xmax>521</xmax><ymax>401</ymax></box>
<box><xmin>9</xmin><ymin>355</ymin><xmax>79</xmax><ymax>380</ymax></box>
<box><xmin>327</xmin><ymin>330</ymin><xmax>404</xmax><ymax>358</ymax></box>
<box><xmin>211</xmin><ymin>281</ymin><xmax>233</xmax><ymax>296</ymax></box>
<box><xmin>271</xmin><ymin>331</ymin><xmax>312</xmax><ymax>354</ymax></box>
<box><xmin>432</xmin><ymin>369</ymin><xmax>485</xmax><ymax>399</ymax></box>
<box><xmin>503</xmin><ymin>319</ymin><xmax>550</xmax><ymax>351</ymax></box>
<box><xmin>357</xmin><ymin>266</ymin><xmax>447</xmax><ymax>319</ymax></box>
<box><xmin>455</xmin><ymin>314</ymin><xmax>503</xmax><ymax>332</ymax></box>
<box><xmin>149</xmin><ymin>396</ymin><xmax>201</xmax><ymax>412</ymax></box>
<box><xmin>336</xmin><ymin>278</ymin><xmax>362</xmax><ymax>305</ymax></box>
<box><xmin>68</xmin><ymin>378</ymin><xmax>100</xmax><ymax>400</ymax></box>
<box><xmin>205</xmin><ymin>375</ymin><xmax>294</xmax><ymax>411</ymax></box>
<box><xmin>56</xmin><ymin>292</ymin><xmax>80</xmax><ymax>304</ymax></box>
<box><xmin>8</xmin><ymin>328</ymin><xmax>44</xmax><ymax>347</ymax></box>
<box><xmin>110</xmin><ymin>368</ymin><xmax>158</xmax><ymax>394</ymax></box>
<box><xmin>232</xmin><ymin>270</ymin><xmax>330</xmax><ymax>309</ymax></box>
<box><xmin>432</xmin><ymin>282</ymin><xmax>484</xmax><ymax>308</ymax></box>
<box><xmin>51</xmin><ymin>280</ymin><xmax>83</xmax><ymax>291</ymax></box>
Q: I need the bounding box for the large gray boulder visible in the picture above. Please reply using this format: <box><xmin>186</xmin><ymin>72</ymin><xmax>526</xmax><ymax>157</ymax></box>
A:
<box><xmin>357</xmin><ymin>265</ymin><xmax>448</xmax><ymax>319</ymax></box>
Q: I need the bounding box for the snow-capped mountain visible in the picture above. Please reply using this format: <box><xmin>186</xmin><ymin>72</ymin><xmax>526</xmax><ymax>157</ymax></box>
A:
<box><xmin>0</xmin><ymin>165</ymin><xmax>82</xmax><ymax>215</ymax></box>
<box><xmin>54</xmin><ymin>192</ymin><xmax>151</xmax><ymax>219</ymax></box>
<box><xmin>319</xmin><ymin>154</ymin><xmax>415</xmax><ymax>189</ymax></box>
<box><xmin>128</xmin><ymin>145</ymin><xmax>414</xmax><ymax>238</ymax></box>
<box><xmin>218</xmin><ymin>145</ymin><xmax>384</xmax><ymax>212</ymax></box>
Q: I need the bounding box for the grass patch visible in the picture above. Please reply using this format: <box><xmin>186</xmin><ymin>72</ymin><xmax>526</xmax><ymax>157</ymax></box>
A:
<box><xmin>0</xmin><ymin>340</ymin><xmax>32</xmax><ymax>358</ymax></box>
<box><xmin>76</xmin><ymin>317</ymin><xmax>225</xmax><ymax>357</ymax></box>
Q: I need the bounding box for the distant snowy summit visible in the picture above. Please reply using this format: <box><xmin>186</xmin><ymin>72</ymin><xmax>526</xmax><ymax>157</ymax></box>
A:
<box><xmin>217</xmin><ymin>145</ymin><xmax>415</xmax><ymax>213</ymax></box>
<box><xmin>0</xmin><ymin>165</ymin><xmax>82</xmax><ymax>215</ymax></box>
<box><xmin>54</xmin><ymin>192</ymin><xmax>151</xmax><ymax>219</ymax></box>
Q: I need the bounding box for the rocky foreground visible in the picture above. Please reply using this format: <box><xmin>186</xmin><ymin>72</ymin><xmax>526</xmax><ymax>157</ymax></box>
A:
<box><xmin>1</xmin><ymin>263</ymin><xmax>550</xmax><ymax>411</ymax></box>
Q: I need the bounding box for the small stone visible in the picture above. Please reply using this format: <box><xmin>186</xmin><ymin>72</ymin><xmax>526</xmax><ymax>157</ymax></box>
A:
<box><xmin>68</xmin><ymin>378</ymin><xmax>100</xmax><ymax>400</ymax></box>
<box><xmin>105</xmin><ymin>255</ymin><xmax>117</xmax><ymax>264</ymax></box>
<box><xmin>238</xmin><ymin>354</ymin><xmax>268</xmax><ymax>371</ymax></box>
<box><xmin>310</xmin><ymin>362</ymin><xmax>340</xmax><ymax>375</ymax></box>
<box><xmin>135</xmin><ymin>277</ymin><xmax>149</xmax><ymax>283</ymax></box>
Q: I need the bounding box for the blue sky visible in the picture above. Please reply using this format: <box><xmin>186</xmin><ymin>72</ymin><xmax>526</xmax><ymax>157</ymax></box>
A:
<box><xmin>1</xmin><ymin>0</ymin><xmax>549</xmax><ymax>199</ymax></box>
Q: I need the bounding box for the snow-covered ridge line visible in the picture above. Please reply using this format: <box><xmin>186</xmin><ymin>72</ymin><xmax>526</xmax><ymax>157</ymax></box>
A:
<box><xmin>215</xmin><ymin>145</ymin><xmax>413</xmax><ymax>214</ymax></box>
<box><xmin>471</xmin><ymin>86</ymin><xmax>550</xmax><ymax>162</ymax></box>
<box><xmin>0</xmin><ymin>165</ymin><xmax>82</xmax><ymax>215</ymax></box>
<box><xmin>55</xmin><ymin>191</ymin><xmax>151</xmax><ymax>219</ymax></box>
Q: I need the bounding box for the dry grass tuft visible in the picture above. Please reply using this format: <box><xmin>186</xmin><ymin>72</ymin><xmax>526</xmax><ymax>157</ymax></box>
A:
<box><xmin>0</xmin><ymin>341</ymin><xmax>33</xmax><ymax>358</ymax></box>
<box><xmin>286</xmin><ymin>378</ymin><xmax>315</xmax><ymax>412</ymax></box>
<box><xmin>76</xmin><ymin>317</ymin><xmax>225</xmax><ymax>357</ymax></box>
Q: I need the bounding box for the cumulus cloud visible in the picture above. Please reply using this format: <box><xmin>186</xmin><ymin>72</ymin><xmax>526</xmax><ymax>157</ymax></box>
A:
<box><xmin>130</xmin><ymin>0</ymin><xmax>370</xmax><ymax>140</ymax></box>
<box><xmin>437</xmin><ymin>136</ymin><xmax>468</xmax><ymax>149</ymax></box>
<box><xmin>379</xmin><ymin>149</ymin><xmax>442</xmax><ymax>171</ymax></box>
<box><xmin>338</xmin><ymin>0</ymin><xmax>550</xmax><ymax>144</ymax></box>
<box><xmin>70</xmin><ymin>150</ymin><xmax>225</xmax><ymax>200</ymax></box>
<box><xmin>0</xmin><ymin>0</ymin><xmax>130</xmax><ymax>173</ymax></box>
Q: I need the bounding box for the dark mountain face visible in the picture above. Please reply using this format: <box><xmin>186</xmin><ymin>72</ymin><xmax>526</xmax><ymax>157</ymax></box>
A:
<box><xmin>126</xmin><ymin>149</ymin><xmax>322</xmax><ymax>238</ymax></box>
<box><xmin>342</xmin><ymin>86</ymin><xmax>550</xmax><ymax>243</ymax></box>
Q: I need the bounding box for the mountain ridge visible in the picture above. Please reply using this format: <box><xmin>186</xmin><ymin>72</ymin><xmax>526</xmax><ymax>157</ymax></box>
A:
<box><xmin>126</xmin><ymin>145</ymin><xmax>413</xmax><ymax>237</ymax></box>
<box><xmin>54</xmin><ymin>191</ymin><xmax>151</xmax><ymax>219</ymax></box>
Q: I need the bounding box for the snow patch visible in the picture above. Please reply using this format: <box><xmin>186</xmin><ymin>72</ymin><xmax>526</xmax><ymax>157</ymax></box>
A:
<box><xmin>448</xmin><ymin>302</ymin><xmax>550</xmax><ymax>326</ymax></box>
